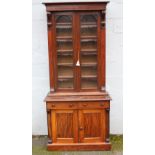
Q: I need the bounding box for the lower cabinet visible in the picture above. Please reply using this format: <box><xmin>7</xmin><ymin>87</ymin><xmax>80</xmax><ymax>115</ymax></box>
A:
<box><xmin>46</xmin><ymin>101</ymin><xmax>111</xmax><ymax>150</ymax></box>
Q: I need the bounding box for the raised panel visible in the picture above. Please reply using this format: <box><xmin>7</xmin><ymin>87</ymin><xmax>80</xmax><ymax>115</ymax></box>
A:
<box><xmin>56</xmin><ymin>112</ymin><xmax>73</xmax><ymax>138</ymax></box>
<box><xmin>79</xmin><ymin>109</ymin><xmax>105</xmax><ymax>143</ymax></box>
<box><xmin>84</xmin><ymin>112</ymin><xmax>101</xmax><ymax>137</ymax></box>
<box><xmin>52</xmin><ymin>110</ymin><xmax>78</xmax><ymax>143</ymax></box>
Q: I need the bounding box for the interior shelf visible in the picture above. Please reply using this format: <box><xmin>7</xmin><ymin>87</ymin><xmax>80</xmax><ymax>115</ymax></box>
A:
<box><xmin>56</xmin><ymin>22</ymin><xmax>72</xmax><ymax>25</ymax></box>
<box><xmin>80</xmin><ymin>22</ymin><xmax>96</xmax><ymax>25</ymax></box>
<box><xmin>57</xmin><ymin>63</ymin><xmax>73</xmax><ymax>66</ymax></box>
<box><xmin>56</xmin><ymin>25</ymin><xmax>72</xmax><ymax>29</ymax></box>
<box><xmin>80</xmin><ymin>36</ymin><xmax>97</xmax><ymax>39</ymax></box>
<box><xmin>81</xmin><ymin>25</ymin><xmax>97</xmax><ymax>28</ymax></box>
<box><xmin>81</xmin><ymin>49</ymin><xmax>97</xmax><ymax>52</ymax></box>
<box><xmin>81</xmin><ymin>39</ymin><xmax>97</xmax><ymax>42</ymax></box>
<box><xmin>57</xmin><ymin>49</ymin><xmax>73</xmax><ymax>52</ymax></box>
<box><xmin>81</xmin><ymin>75</ymin><xmax>97</xmax><ymax>78</ymax></box>
<box><xmin>57</xmin><ymin>39</ymin><xmax>72</xmax><ymax>42</ymax></box>
<box><xmin>58</xmin><ymin>76</ymin><xmax>74</xmax><ymax>79</ymax></box>
<box><xmin>81</xmin><ymin>63</ymin><xmax>97</xmax><ymax>67</ymax></box>
<box><xmin>56</xmin><ymin>36</ymin><xmax>72</xmax><ymax>39</ymax></box>
<box><xmin>57</xmin><ymin>52</ymin><xmax>73</xmax><ymax>56</ymax></box>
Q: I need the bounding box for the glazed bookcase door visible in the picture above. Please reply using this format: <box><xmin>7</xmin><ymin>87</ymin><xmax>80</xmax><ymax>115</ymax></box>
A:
<box><xmin>79</xmin><ymin>13</ymin><xmax>99</xmax><ymax>90</ymax></box>
<box><xmin>55</xmin><ymin>13</ymin><xmax>75</xmax><ymax>90</ymax></box>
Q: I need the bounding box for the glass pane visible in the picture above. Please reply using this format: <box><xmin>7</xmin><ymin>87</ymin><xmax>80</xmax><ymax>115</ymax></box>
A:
<box><xmin>58</xmin><ymin>66</ymin><xmax>73</xmax><ymax>78</ymax></box>
<box><xmin>57</xmin><ymin>40</ymin><xmax>73</xmax><ymax>51</ymax></box>
<box><xmin>56</xmin><ymin>15</ymin><xmax>74</xmax><ymax>89</ymax></box>
<box><xmin>81</xmin><ymin>14</ymin><xmax>97</xmax><ymax>23</ymax></box>
<box><xmin>81</xmin><ymin>54</ymin><xmax>97</xmax><ymax>64</ymax></box>
<box><xmin>58</xmin><ymin>54</ymin><xmax>73</xmax><ymax>64</ymax></box>
<box><xmin>81</xmin><ymin>26</ymin><xmax>97</xmax><ymax>37</ymax></box>
<box><xmin>81</xmin><ymin>79</ymin><xmax>97</xmax><ymax>89</ymax></box>
<box><xmin>80</xmin><ymin>14</ymin><xmax>98</xmax><ymax>89</ymax></box>
<box><xmin>56</xmin><ymin>26</ymin><xmax>72</xmax><ymax>37</ymax></box>
<box><xmin>56</xmin><ymin>15</ymin><xmax>72</xmax><ymax>23</ymax></box>
<box><xmin>81</xmin><ymin>66</ymin><xmax>97</xmax><ymax>77</ymax></box>
<box><xmin>81</xmin><ymin>39</ymin><xmax>97</xmax><ymax>50</ymax></box>
<box><xmin>58</xmin><ymin>79</ymin><xmax>73</xmax><ymax>89</ymax></box>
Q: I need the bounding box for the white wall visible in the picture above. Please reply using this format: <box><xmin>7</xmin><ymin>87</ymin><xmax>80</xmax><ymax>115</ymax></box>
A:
<box><xmin>32</xmin><ymin>0</ymin><xmax>123</xmax><ymax>135</ymax></box>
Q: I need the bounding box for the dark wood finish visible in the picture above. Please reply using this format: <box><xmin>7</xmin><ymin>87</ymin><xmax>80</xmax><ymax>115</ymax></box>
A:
<box><xmin>47</xmin><ymin>109</ymin><xmax>52</xmax><ymax>144</ymax></box>
<box><xmin>51</xmin><ymin>109</ymin><xmax>78</xmax><ymax>143</ymax></box>
<box><xmin>43</xmin><ymin>2</ymin><xmax>109</xmax><ymax>12</ymax></box>
<box><xmin>79</xmin><ymin>109</ymin><xmax>105</xmax><ymax>143</ymax></box>
<box><xmin>43</xmin><ymin>1</ymin><xmax>111</xmax><ymax>151</ymax></box>
<box><xmin>47</xmin><ymin>143</ymin><xmax>111</xmax><ymax>151</ymax></box>
<box><xmin>100</xmin><ymin>10</ymin><xmax>106</xmax><ymax>91</ymax></box>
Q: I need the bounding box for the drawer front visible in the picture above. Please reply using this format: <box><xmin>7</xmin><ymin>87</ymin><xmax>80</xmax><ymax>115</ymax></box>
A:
<box><xmin>47</xmin><ymin>102</ymin><xmax>78</xmax><ymax>109</ymax></box>
<box><xmin>78</xmin><ymin>101</ymin><xmax>110</xmax><ymax>109</ymax></box>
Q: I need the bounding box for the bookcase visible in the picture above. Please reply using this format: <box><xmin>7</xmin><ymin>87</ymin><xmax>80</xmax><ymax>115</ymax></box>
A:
<box><xmin>43</xmin><ymin>1</ymin><xmax>111</xmax><ymax>151</ymax></box>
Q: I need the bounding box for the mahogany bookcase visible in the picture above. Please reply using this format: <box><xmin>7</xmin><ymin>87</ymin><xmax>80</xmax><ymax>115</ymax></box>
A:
<box><xmin>43</xmin><ymin>1</ymin><xmax>111</xmax><ymax>151</ymax></box>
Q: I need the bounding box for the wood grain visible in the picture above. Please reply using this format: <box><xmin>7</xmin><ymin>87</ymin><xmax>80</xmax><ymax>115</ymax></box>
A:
<box><xmin>47</xmin><ymin>143</ymin><xmax>111</xmax><ymax>151</ymax></box>
<box><xmin>44</xmin><ymin>1</ymin><xmax>111</xmax><ymax>151</ymax></box>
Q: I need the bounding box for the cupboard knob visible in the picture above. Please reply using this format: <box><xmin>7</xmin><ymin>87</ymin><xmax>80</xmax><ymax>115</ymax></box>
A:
<box><xmin>83</xmin><ymin>103</ymin><xmax>88</xmax><ymax>106</ymax></box>
<box><xmin>69</xmin><ymin>104</ymin><xmax>73</xmax><ymax>107</ymax></box>
<box><xmin>51</xmin><ymin>104</ymin><xmax>55</xmax><ymax>107</ymax></box>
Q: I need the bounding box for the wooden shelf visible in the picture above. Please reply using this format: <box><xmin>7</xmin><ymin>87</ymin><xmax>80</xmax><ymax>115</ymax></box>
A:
<box><xmin>57</xmin><ymin>63</ymin><xmax>73</xmax><ymax>66</ymax></box>
<box><xmin>56</xmin><ymin>25</ymin><xmax>72</xmax><ymax>29</ymax></box>
<box><xmin>57</xmin><ymin>49</ymin><xmax>73</xmax><ymax>52</ymax></box>
<box><xmin>81</xmin><ymin>49</ymin><xmax>97</xmax><ymax>52</ymax></box>
<box><xmin>58</xmin><ymin>76</ymin><xmax>73</xmax><ymax>79</ymax></box>
<box><xmin>81</xmin><ymin>36</ymin><xmax>97</xmax><ymax>39</ymax></box>
<box><xmin>57</xmin><ymin>39</ymin><xmax>72</xmax><ymax>42</ymax></box>
<box><xmin>81</xmin><ymin>39</ymin><xmax>97</xmax><ymax>42</ymax></box>
<box><xmin>81</xmin><ymin>25</ymin><xmax>97</xmax><ymax>28</ymax></box>
<box><xmin>56</xmin><ymin>36</ymin><xmax>72</xmax><ymax>39</ymax></box>
<box><xmin>57</xmin><ymin>52</ymin><xmax>73</xmax><ymax>56</ymax></box>
<box><xmin>81</xmin><ymin>63</ymin><xmax>97</xmax><ymax>67</ymax></box>
<box><xmin>81</xmin><ymin>52</ymin><xmax>97</xmax><ymax>56</ymax></box>
<box><xmin>56</xmin><ymin>22</ymin><xmax>72</xmax><ymax>25</ymax></box>
<box><xmin>81</xmin><ymin>22</ymin><xmax>96</xmax><ymax>25</ymax></box>
<box><xmin>81</xmin><ymin>75</ymin><xmax>97</xmax><ymax>79</ymax></box>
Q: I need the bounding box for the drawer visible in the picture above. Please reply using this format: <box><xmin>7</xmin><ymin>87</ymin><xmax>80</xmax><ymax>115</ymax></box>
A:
<box><xmin>78</xmin><ymin>101</ymin><xmax>110</xmax><ymax>109</ymax></box>
<box><xmin>47</xmin><ymin>102</ymin><xmax>78</xmax><ymax>109</ymax></box>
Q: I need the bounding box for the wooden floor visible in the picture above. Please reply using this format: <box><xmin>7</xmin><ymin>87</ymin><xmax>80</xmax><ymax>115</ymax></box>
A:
<box><xmin>32</xmin><ymin>135</ymin><xmax>123</xmax><ymax>155</ymax></box>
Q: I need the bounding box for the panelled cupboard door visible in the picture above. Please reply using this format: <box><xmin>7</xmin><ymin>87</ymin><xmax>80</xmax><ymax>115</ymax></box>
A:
<box><xmin>51</xmin><ymin>110</ymin><xmax>78</xmax><ymax>143</ymax></box>
<box><xmin>79</xmin><ymin>109</ymin><xmax>105</xmax><ymax>143</ymax></box>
